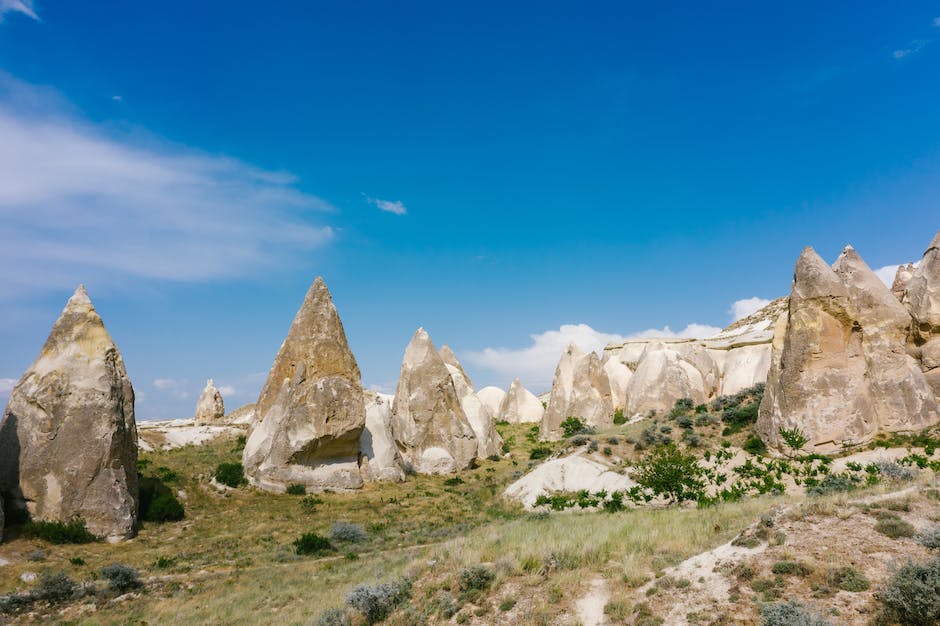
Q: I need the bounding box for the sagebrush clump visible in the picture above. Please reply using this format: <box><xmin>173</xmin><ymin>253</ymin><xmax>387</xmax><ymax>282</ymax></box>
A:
<box><xmin>345</xmin><ymin>578</ymin><xmax>411</xmax><ymax>624</ymax></box>
<box><xmin>759</xmin><ymin>600</ymin><xmax>832</xmax><ymax>626</ymax></box>
<box><xmin>877</xmin><ymin>557</ymin><xmax>940</xmax><ymax>626</ymax></box>
<box><xmin>101</xmin><ymin>564</ymin><xmax>142</xmax><ymax>592</ymax></box>
<box><xmin>330</xmin><ymin>522</ymin><xmax>368</xmax><ymax>544</ymax></box>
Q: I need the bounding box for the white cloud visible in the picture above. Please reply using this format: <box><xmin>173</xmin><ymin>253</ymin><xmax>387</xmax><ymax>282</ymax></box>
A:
<box><xmin>0</xmin><ymin>377</ymin><xmax>16</xmax><ymax>394</ymax></box>
<box><xmin>0</xmin><ymin>72</ymin><xmax>335</xmax><ymax>301</ymax></box>
<box><xmin>934</xmin><ymin>17</ymin><xmax>940</xmax><ymax>27</ymax></box>
<box><xmin>729</xmin><ymin>297</ymin><xmax>771</xmax><ymax>322</ymax></box>
<box><xmin>893</xmin><ymin>40</ymin><xmax>927</xmax><ymax>59</ymax></box>
<box><xmin>464</xmin><ymin>321</ymin><xmax>721</xmax><ymax>392</ymax></box>
<box><xmin>217</xmin><ymin>385</ymin><xmax>236</xmax><ymax>396</ymax></box>
<box><xmin>0</xmin><ymin>0</ymin><xmax>38</xmax><ymax>22</ymax></box>
<box><xmin>873</xmin><ymin>261</ymin><xmax>919</xmax><ymax>287</ymax></box>
<box><xmin>153</xmin><ymin>378</ymin><xmax>190</xmax><ymax>399</ymax></box>
<box><xmin>111</xmin><ymin>95</ymin><xmax>122</xmax><ymax>102</ymax></box>
<box><xmin>367</xmin><ymin>196</ymin><xmax>407</xmax><ymax>215</ymax></box>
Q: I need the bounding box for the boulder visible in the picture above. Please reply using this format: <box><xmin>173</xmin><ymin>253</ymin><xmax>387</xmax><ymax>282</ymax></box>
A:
<box><xmin>625</xmin><ymin>342</ymin><xmax>706</xmax><ymax>417</ymax></box>
<box><xmin>194</xmin><ymin>379</ymin><xmax>225</xmax><ymax>424</ymax></box>
<box><xmin>892</xmin><ymin>263</ymin><xmax>917</xmax><ymax>300</ymax></box>
<box><xmin>391</xmin><ymin>328</ymin><xmax>478</xmax><ymax>474</ymax></box>
<box><xmin>0</xmin><ymin>286</ymin><xmax>138</xmax><ymax>541</ymax></box>
<box><xmin>757</xmin><ymin>246</ymin><xmax>940</xmax><ymax>454</ymax></box>
<box><xmin>498</xmin><ymin>378</ymin><xmax>545</xmax><ymax>424</ymax></box>
<box><xmin>440</xmin><ymin>346</ymin><xmax>502</xmax><ymax>458</ymax></box>
<box><xmin>541</xmin><ymin>344</ymin><xmax>613</xmax><ymax>440</ymax></box>
<box><xmin>503</xmin><ymin>453</ymin><xmax>635</xmax><ymax>509</ymax></box>
<box><xmin>477</xmin><ymin>386</ymin><xmax>506</xmax><ymax>417</ymax></box>
<box><xmin>603</xmin><ymin>359</ymin><xmax>633</xmax><ymax>411</ymax></box>
<box><xmin>243</xmin><ymin>277</ymin><xmax>366</xmax><ymax>492</ymax></box>
<box><xmin>359</xmin><ymin>392</ymin><xmax>406</xmax><ymax>482</ymax></box>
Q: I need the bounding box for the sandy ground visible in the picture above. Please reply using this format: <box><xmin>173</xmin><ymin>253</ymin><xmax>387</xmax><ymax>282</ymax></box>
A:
<box><xmin>137</xmin><ymin>419</ymin><xmax>243</xmax><ymax>451</ymax></box>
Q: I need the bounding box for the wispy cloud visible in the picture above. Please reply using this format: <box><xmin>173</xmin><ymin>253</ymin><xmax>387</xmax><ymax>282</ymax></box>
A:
<box><xmin>0</xmin><ymin>72</ymin><xmax>335</xmax><ymax>301</ymax></box>
<box><xmin>934</xmin><ymin>17</ymin><xmax>940</xmax><ymax>27</ymax></box>
<box><xmin>729</xmin><ymin>297</ymin><xmax>771</xmax><ymax>322</ymax></box>
<box><xmin>464</xmin><ymin>321</ymin><xmax>721</xmax><ymax>392</ymax></box>
<box><xmin>366</xmin><ymin>195</ymin><xmax>407</xmax><ymax>215</ymax></box>
<box><xmin>0</xmin><ymin>0</ymin><xmax>38</xmax><ymax>22</ymax></box>
<box><xmin>153</xmin><ymin>378</ymin><xmax>191</xmax><ymax>399</ymax></box>
<box><xmin>873</xmin><ymin>261</ymin><xmax>919</xmax><ymax>287</ymax></box>
<box><xmin>893</xmin><ymin>40</ymin><xmax>927</xmax><ymax>59</ymax></box>
<box><xmin>0</xmin><ymin>377</ymin><xmax>16</xmax><ymax>394</ymax></box>
<box><xmin>217</xmin><ymin>384</ymin><xmax>236</xmax><ymax>396</ymax></box>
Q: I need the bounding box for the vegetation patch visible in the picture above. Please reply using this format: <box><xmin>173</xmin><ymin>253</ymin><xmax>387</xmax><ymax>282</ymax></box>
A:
<box><xmin>23</xmin><ymin>518</ymin><xmax>98</xmax><ymax>544</ymax></box>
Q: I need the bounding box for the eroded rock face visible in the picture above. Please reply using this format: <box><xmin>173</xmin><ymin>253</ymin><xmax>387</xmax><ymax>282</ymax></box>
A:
<box><xmin>359</xmin><ymin>392</ymin><xmax>406</xmax><ymax>482</ymax></box>
<box><xmin>906</xmin><ymin>231</ymin><xmax>940</xmax><ymax>397</ymax></box>
<box><xmin>194</xmin><ymin>379</ymin><xmax>225</xmax><ymax>424</ymax></box>
<box><xmin>757</xmin><ymin>246</ymin><xmax>940</xmax><ymax>454</ymax></box>
<box><xmin>441</xmin><ymin>346</ymin><xmax>502</xmax><ymax>458</ymax></box>
<box><xmin>541</xmin><ymin>344</ymin><xmax>613</xmax><ymax>440</ymax></box>
<box><xmin>0</xmin><ymin>286</ymin><xmax>138</xmax><ymax>541</ymax></box>
<box><xmin>477</xmin><ymin>387</ymin><xmax>506</xmax><ymax>417</ymax></box>
<box><xmin>892</xmin><ymin>263</ymin><xmax>917</xmax><ymax>300</ymax></box>
<box><xmin>603</xmin><ymin>358</ymin><xmax>633</xmax><ymax>411</ymax></box>
<box><xmin>243</xmin><ymin>277</ymin><xmax>366</xmax><ymax>492</ymax></box>
<box><xmin>391</xmin><ymin>329</ymin><xmax>478</xmax><ymax>474</ymax></box>
<box><xmin>498</xmin><ymin>378</ymin><xmax>545</xmax><ymax>424</ymax></box>
<box><xmin>625</xmin><ymin>342</ymin><xmax>706</xmax><ymax>417</ymax></box>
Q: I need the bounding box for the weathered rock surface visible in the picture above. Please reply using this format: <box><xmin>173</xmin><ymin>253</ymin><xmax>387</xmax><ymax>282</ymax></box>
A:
<box><xmin>757</xmin><ymin>246</ymin><xmax>940</xmax><ymax>454</ymax></box>
<box><xmin>504</xmin><ymin>453</ymin><xmax>635</xmax><ymax>509</ymax></box>
<box><xmin>625</xmin><ymin>342</ymin><xmax>706</xmax><ymax>416</ymax></box>
<box><xmin>477</xmin><ymin>386</ymin><xmax>506</xmax><ymax>417</ymax></box>
<box><xmin>906</xmin><ymin>230</ymin><xmax>940</xmax><ymax>398</ymax></box>
<box><xmin>243</xmin><ymin>277</ymin><xmax>366</xmax><ymax>492</ymax></box>
<box><xmin>541</xmin><ymin>344</ymin><xmax>613</xmax><ymax>440</ymax></box>
<box><xmin>391</xmin><ymin>328</ymin><xmax>478</xmax><ymax>474</ymax></box>
<box><xmin>603</xmin><ymin>359</ymin><xmax>633</xmax><ymax>411</ymax></box>
<box><xmin>0</xmin><ymin>286</ymin><xmax>138</xmax><ymax>541</ymax></box>
<box><xmin>441</xmin><ymin>346</ymin><xmax>502</xmax><ymax>458</ymax></box>
<box><xmin>225</xmin><ymin>402</ymin><xmax>256</xmax><ymax>425</ymax></box>
<box><xmin>194</xmin><ymin>379</ymin><xmax>225</xmax><ymax>424</ymax></box>
<box><xmin>892</xmin><ymin>262</ymin><xmax>917</xmax><ymax>300</ymax></box>
<box><xmin>498</xmin><ymin>378</ymin><xmax>545</xmax><ymax>424</ymax></box>
<box><xmin>359</xmin><ymin>392</ymin><xmax>406</xmax><ymax>482</ymax></box>
<box><xmin>137</xmin><ymin>418</ymin><xmax>239</xmax><ymax>452</ymax></box>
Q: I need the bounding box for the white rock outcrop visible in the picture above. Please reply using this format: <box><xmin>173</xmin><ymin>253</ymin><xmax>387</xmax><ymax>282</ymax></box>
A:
<box><xmin>391</xmin><ymin>328</ymin><xmax>478</xmax><ymax>474</ymax></box>
<box><xmin>243</xmin><ymin>277</ymin><xmax>366</xmax><ymax>492</ymax></box>
<box><xmin>905</xmin><ymin>230</ymin><xmax>940</xmax><ymax>398</ymax></box>
<box><xmin>504</xmin><ymin>453</ymin><xmax>635</xmax><ymax>509</ymax></box>
<box><xmin>625</xmin><ymin>342</ymin><xmax>706</xmax><ymax>416</ymax></box>
<box><xmin>477</xmin><ymin>386</ymin><xmax>506</xmax><ymax>418</ymax></box>
<box><xmin>603</xmin><ymin>359</ymin><xmax>633</xmax><ymax>411</ymax></box>
<box><xmin>0</xmin><ymin>286</ymin><xmax>138</xmax><ymax>541</ymax></box>
<box><xmin>498</xmin><ymin>378</ymin><xmax>545</xmax><ymax>424</ymax></box>
<box><xmin>359</xmin><ymin>392</ymin><xmax>406</xmax><ymax>482</ymax></box>
<box><xmin>541</xmin><ymin>344</ymin><xmax>613</xmax><ymax>440</ymax></box>
<box><xmin>441</xmin><ymin>345</ymin><xmax>502</xmax><ymax>458</ymax></box>
<box><xmin>194</xmin><ymin>379</ymin><xmax>225</xmax><ymax>424</ymax></box>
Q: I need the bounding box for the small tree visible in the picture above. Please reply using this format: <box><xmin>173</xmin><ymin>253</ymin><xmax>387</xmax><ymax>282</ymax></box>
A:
<box><xmin>561</xmin><ymin>417</ymin><xmax>587</xmax><ymax>437</ymax></box>
<box><xmin>778</xmin><ymin>426</ymin><xmax>809</xmax><ymax>457</ymax></box>
<box><xmin>632</xmin><ymin>443</ymin><xmax>705</xmax><ymax>503</ymax></box>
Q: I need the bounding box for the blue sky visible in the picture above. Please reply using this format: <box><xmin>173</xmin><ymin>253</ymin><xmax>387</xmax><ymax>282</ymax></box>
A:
<box><xmin>1</xmin><ymin>1</ymin><xmax>939</xmax><ymax>418</ymax></box>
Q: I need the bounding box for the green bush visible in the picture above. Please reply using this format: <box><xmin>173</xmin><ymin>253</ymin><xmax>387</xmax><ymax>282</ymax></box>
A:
<box><xmin>214</xmin><ymin>462</ymin><xmax>247</xmax><ymax>488</ymax></box>
<box><xmin>100</xmin><ymin>563</ymin><xmax>142</xmax><ymax>592</ymax></box>
<box><xmin>613</xmin><ymin>408</ymin><xmax>627</xmax><ymax>425</ymax></box>
<box><xmin>330</xmin><ymin>522</ymin><xmax>367</xmax><ymax>544</ymax></box>
<box><xmin>285</xmin><ymin>483</ymin><xmax>306</xmax><ymax>495</ymax></box>
<box><xmin>345</xmin><ymin>578</ymin><xmax>411</xmax><ymax>624</ymax></box>
<box><xmin>827</xmin><ymin>566</ymin><xmax>870</xmax><ymax>592</ymax></box>
<box><xmin>633</xmin><ymin>443</ymin><xmax>705</xmax><ymax>503</ymax></box>
<box><xmin>314</xmin><ymin>607</ymin><xmax>350</xmax><ymax>626</ymax></box>
<box><xmin>459</xmin><ymin>565</ymin><xmax>495</xmax><ymax>592</ymax></box>
<box><xmin>808</xmin><ymin>473</ymin><xmax>860</xmax><ymax>496</ymax></box>
<box><xmin>294</xmin><ymin>532</ymin><xmax>333</xmax><ymax>556</ymax></box>
<box><xmin>300</xmin><ymin>495</ymin><xmax>324</xmax><ymax>514</ymax></box>
<box><xmin>743</xmin><ymin>435</ymin><xmax>767</xmax><ymax>455</ymax></box>
<box><xmin>916</xmin><ymin>526</ymin><xmax>940</xmax><ymax>551</ymax></box>
<box><xmin>878</xmin><ymin>557</ymin><xmax>940</xmax><ymax>626</ymax></box>
<box><xmin>139</xmin><ymin>476</ymin><xmax>185</xmax><ymax>522</ymax></box>
<box><xmin>561</xmin><ymin>417</ymin><xmax>588</xmax><ymax>437</ymax></box>
<box><xmin>771</xmin><ymin>561</ymin><xmax>813</xmax><ymax>577</ymax></box>
<box><xmin>23</xmin><ymin>518</ymin><xmax>98</xmax><ymax>544</ymax></box>
<box><xmin>529</xmin><ymin>446</ymin><xmax>552</xmax><ymax>460</ymax></box>
<box><xmin>35</xmin><ymin>570</ymin><xmax>78</xmax><ymax>602</ymax></box>
<box><xmin>778</xmin><ymin>426</ymin><xmax>809</xmax><ymax>454</ymax></box>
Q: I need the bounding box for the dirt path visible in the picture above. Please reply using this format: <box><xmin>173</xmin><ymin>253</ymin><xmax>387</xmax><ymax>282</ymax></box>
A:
<box><xmin>576</xmin><ymin>577</ymin><xmax>610</xmax><ymax>626</ymax></box>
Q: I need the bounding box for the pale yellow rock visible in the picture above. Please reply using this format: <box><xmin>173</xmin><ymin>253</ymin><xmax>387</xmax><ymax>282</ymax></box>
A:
<box><xmin>498</xmin><ymin>378</ymin><xmax>545</xmax><ymax>424</ymax></box>
<box><xmin>541</xmin><ymin>344</ymin><xmax>613</xmax><ymax>440</ymax></box>
<box><xmin>440</xmin><ymin>345</ymin><xmax>502</xmax><ymax>458</ymax></box>
<box><xmin>0</xmin><ymin>286</ymin><xmax>138</xmax><ymax>540</ymax></box>
<box><xmin>625</xmin><ymin>342</ymin><xmax>706</xmax><ymax>417</ymax></box>
<box><xmin>391</xmin><ymin>328</ymin><xmax>478</xmax><ymax>474</ymax></box>
<box><xmin>243</xmin><ymin>277</ymin><xmax>366</xmax><ymax>492</ymax></box>
<box><xmin>194</xmin><ymin>379</ymin><xmax>225</xmax><ymax>424</ymax></box>
<box><xmin>359</xmin><ymin>392</ymin><xmax>406</xmax><ymax>482</ymax></box>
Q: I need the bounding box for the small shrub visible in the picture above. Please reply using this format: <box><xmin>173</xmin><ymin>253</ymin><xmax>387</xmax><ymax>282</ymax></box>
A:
<box><xmin>101</xmin><ymin>564</ymin><xmax>142</xmax><ymax>592</ymax></box>
<box><xmin>154</xmin><ymin>556</ymin><xmax>175</xmax><ymax>569</ymax></box>
<box><xmin>25</xmin><ymin>550</ymin><xmax>46</xmax><ymax>562</ymax></box>
<box><xmin>771</xmin><ymin>561</ymin><xmax>813</xmax><ymax>577</ymax></box>
<box><xmin>613</xmin><ymin>408</ymin><xmax>626</xmax><ymax>425</ymax></box>
<box><xmin>499</xmin><ymin>597</ymin><xmax>516</xmax><ymax>611</ymax></box>
<box><xmin>23</xmin><ymin>518</ymin><xmax>98</xmax><ymax>544</ymax></box>
<box><xmin>35</xmin><ymin>570</ymin><xmax>77</xmax><ymax>602</ymax></box>
<box><xmin>744</xmin><ymin>435</ymin><xmax>767</xmax><ymax>456</ymax></box>
<box><xmin>143</xmin><ymin>491</ymin><xmax>185</xmax><ymax>522</ymax></box>
<box><xmin>330</xmin><ymin>522</ymin><xmax>367</xmax><ymax>544</ymax></box>
<box><xmin>459</xmin><ymin>565</ymin><xmax>494</xmax><ymax>592</ymax></box>
<box><xmin>588</xmin><ymin>439</ymin><xmax>599</xmax><ymax>452</ymax></box>
<box><xmin>603</xmin><ymin>446</ymin><xmax>613</xmax><ymax>456</ymax></box>
<box><xmin>875</xmin><ymin>515</ymin><xmax>916</xmax><ymax>539</ymax></box>
<box><xmin>314</xmin><ymin>607</ymin><xmax>350</xmax><ymax>626</ymax></box>
<box><xmin>214</xmin><ymin>462</ymin><xmax>247</xmax><ymax>488</ymax></box>
<box><xmin>561</xmin><ymin>416</ymin><xmax>588</xmax><ymax>437</ymax></box>
<box><xmin>345</xmin><ymin>578</ymin><xmax>411</xmax><ymax>624</ymax></box>
<box><xmin>778</xmin><ymin>426</ymin><xmax>809</xmax><ymax>454</ymax></box>
<box><xmin>443</xmin><ymin>476</ymin><xmax>464</xmax><ymax>486</ymax></box>
<box><xmin>808</xmin><ymin>473</ymin><xmax>860</xmax><ymax>496</ymax></box>
<box><xmin>285</xmin><ymin>483</ymin><xmax>306</xmax><ymax>495</ymax></box>
<box><xmin>153</xmin><ymin>466</ymin><xmax>179</xmax><ymax>482</ymax></box>
<box><xmin>760</xmin><ymin>600</ymin><xmax>832</xmax><ymax>626</ymax></box>
<box><xmin>300</xmin><ymin>495</ymin><xmax>324</xmax><ymax>513</ymax></box>
<box><xmin>529</xmin><ymin>446</ymin><xmax>552</xmax><ymax>460</ymax></box>
<box><xmin>68</xmin><ymin>557</ymin><xmax>85</xmax><ymax>566</ymax></box>
<box><xmin>633</xmin><ymin>443</ymin><xmax>705</xmax><ymax>503</ymax></box>
<box><xmin>915</xmin><ymin>526</ymin><xmax>940</xmax><ymax>551</ymax></box>
<box><xmin>878</xmin><ymin>557</ymin><xmax>940</xmax><ymax>626</ymax></box>
<box><xmin>827</xmin><ymin>566</ymin><xmax>869</xmax><ymax>592</ymax></box>
<box><xmin>294</xmin><ymin>532</ymin><xmax>333</xmax><ymax>556</ymax></box>
<box><xmin>876</xmin><ymin>460</ymin><xmax>916</xmax><ymax>481</ymax></box>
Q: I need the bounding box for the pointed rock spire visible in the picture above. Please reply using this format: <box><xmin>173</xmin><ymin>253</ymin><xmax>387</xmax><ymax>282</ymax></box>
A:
<box><xmin>243</xmin><ymin>277</ymin><xmax>366</xmax><ymax>492</ymax></box>
<box><xmin>359</xmin><ymin>391</ymin><xmax>406</xmax><ymax>482</ymax></box>
<box><xmin>195</xmin><ymin>379</ymin><xmax>225</xmax><ymax>424</ymax></box>
<box><xmin>541</xmin><ymin>344</ymin><xmax>613</xmax><ymax>440</ymax></box>
<box><xmin>440</xmin><ymin>346</ymin><xmax>502</xmax><ymax>458</ymax></box>
<box><xmin>498</xmin><ymin>378</ymin><xmax>545</xmax><ymax>424</ymax></box>
<box><xmin>391</xmin><ymin>328</ymin><xmax>478</xmax><ymax>474</ymax></box>
<box><xmin>0</xmin><ymin>286</ymin><xmax>138</xmax><ymax>540</ymax></box>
